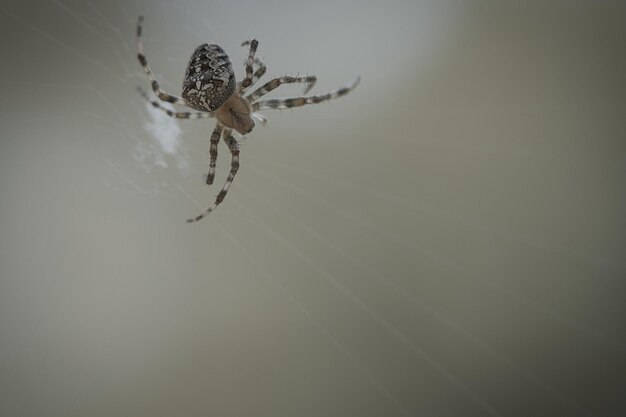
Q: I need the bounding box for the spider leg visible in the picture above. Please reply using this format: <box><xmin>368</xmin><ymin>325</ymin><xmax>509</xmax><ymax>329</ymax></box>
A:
<box><xmin>206</xmin><ymin>125</ymin><xmax>223</xmax><ymax>185</ymax></box>
<box><xmin>241</xmin><ymin>41</ymin><xmax>267</xmax><ymax>88</ymax></box>
<box><xmin>251</xmin><ymin>112</ymin><xmax>268</xmax><ymax>125</ymax></box>
<box><xmin>136</xmin><ymin>16</ymin><xmax>187</xmax><ymax>105</ymax></box>
<box><xmin>240</xmin><ymin>39</ymin><xmax>259</xmax><ymax>91</ymax></box>
<box><xmin>249</xmin><ymin>58</ymin><xmax>267</xmax><ymax>88</ymax></box>
<box><xmin>253</xmin><ymin>76</ymin><xmax>360</xmax><ymax>111</ymax></box>
<box><xmin>188</xmin><ymin>130</ymin><xmax>240</xmax><ymax>222</ymax></box>
<box><xmin>247</xmin><ymin>75</ymin><xmax>317</xmax><ymax>102</ymax></box>
<box><xmin>137</xmin><ymin>87</ymin><xmax>214</xmax><ymax>120</ymax></box>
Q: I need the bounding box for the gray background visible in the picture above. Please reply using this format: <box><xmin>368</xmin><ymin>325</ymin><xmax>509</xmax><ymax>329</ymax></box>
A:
<box><xmin>1</xmin><ymin>1</ymin><xmax>625</xmax><ymax>416</ymax></box>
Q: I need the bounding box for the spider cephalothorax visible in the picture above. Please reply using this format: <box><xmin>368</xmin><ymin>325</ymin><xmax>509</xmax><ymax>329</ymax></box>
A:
<box><xmin>136</xmin><ymin>16</ymin><xmax>360</xmax><ymax>222</ymax></box>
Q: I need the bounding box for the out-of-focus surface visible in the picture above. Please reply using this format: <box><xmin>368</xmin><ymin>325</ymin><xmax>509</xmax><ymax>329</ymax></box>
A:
<box><xmin>1</xmin><ymin>1</ymin><xmax>625</xmax><ymax>416</ymax></box>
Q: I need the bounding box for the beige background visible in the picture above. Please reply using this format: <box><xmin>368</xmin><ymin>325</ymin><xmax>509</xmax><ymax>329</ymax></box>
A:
<box><xmin>1</xmin><ymin>1</ymin><xmax>624</xmax><ymax>416</ymax></box>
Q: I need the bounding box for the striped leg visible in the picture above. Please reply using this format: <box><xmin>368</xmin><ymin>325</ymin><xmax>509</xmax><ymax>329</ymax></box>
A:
<box><xmin>136</xmin><ymin>16</ymin><xmax>187</xmax><ymax>105</ymax></box>
<box><xmin>206</xmin><ymin>125</ymin><xmax>223</xmax><ymax>185</ymax></box>
<box><xmin>247</xmin><ymin>75</ymin><xmax>317</xmax><ymax>102</ymax></box>
<box><xmin>241</xmin><ymin>41</ymin><xmax>267</xmax><ymax>88</ymax></box>
<box><xmin>188</xmin><ymin>130</ymin><xmax>240</xmax><ymax>223</ymax></box>
<box><xmin>253</xmin><ymin>76</ymin><xmax>360</xmax><ymax>111</ymax></box>
<box><xmin>240</xmin><ymin>39</ymin><xmax>259</xmax><ymax>91</ymax></box>
<box><xmin>138</xmin><ymin>87</ymin><xmax>213</xmax><ymax>120</ymax></box>
<box><xmin>249</xmin><ymin>58</ymin><xmax>267</xmax><ymax>88</ymax></box>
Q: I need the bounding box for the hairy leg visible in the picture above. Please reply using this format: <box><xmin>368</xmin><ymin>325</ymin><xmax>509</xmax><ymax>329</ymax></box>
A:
<box><xmin>136</xmin><ymin>16</ymin><xmax>187</xmax><ymax>105</ymax></box>
<box><xmin>247</xmin><ymin>75</ymin><xmax>317</xmax><ymax>102</ymax></box>
<box><xmin>187</xmin><ymin>130</ymin><xmax>240</xmax><ymax>222</ymax></box>
<box><xmin>253</xmin><ymin>76</ymin><xmax>360</xmax><ymax>110</ymax></box>
<box><xmin>137</xmin><ymin>87</ymin><xmax>214</xmax><ymax>120</ymax></box>
<box><xmin>240</xmin><ymin>39</ymin><xmax>259</xmax><ymax>91</ymax></box>
<box><xmin>206</xmin><ymin>125</ymin><xmax>223</xmax><ymax>185</ymax></box>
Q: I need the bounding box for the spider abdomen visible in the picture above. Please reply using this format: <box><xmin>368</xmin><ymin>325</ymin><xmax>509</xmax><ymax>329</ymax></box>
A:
<box><xmin>182</xmin><ymin>44</ymin><xmax>236</xmax><ymax>112</ymax></box>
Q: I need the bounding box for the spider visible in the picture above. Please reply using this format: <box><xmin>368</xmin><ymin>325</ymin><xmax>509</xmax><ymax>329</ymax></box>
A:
<box><xmin>136</xmin><ymin>16</ymin><xmax>360</xmax><ymax>222</ymax></box>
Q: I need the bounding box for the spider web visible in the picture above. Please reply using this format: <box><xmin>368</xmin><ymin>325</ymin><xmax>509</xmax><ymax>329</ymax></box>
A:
<box><xmin>2</xmin><ymin>1</ymin><xmax>625</xmax><ymax>417</ymax></box>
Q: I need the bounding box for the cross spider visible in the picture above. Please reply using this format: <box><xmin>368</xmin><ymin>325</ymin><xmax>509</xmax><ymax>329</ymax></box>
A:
<box><xmin>136</xmin><ymin>16</ymin><xmax>360</xmax><ymax>222</ymax></box>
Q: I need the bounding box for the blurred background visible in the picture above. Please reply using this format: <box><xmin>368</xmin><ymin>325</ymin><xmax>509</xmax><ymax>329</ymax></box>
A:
<box><xmin>1</xmin><ymin>1</ymin><xmax>625</xmax><ymax>416</ymax></box>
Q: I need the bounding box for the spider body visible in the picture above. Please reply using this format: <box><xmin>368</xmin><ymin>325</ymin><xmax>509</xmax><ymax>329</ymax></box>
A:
<box><xmin>136</xmin><ymin>16</ymin><xmax>359</xmax><ymax>222</ymax></box>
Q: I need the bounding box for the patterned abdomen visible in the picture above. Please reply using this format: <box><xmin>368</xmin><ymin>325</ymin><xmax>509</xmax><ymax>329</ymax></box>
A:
<box><xmin>182</xmin><ymin>44</ymin><xmax>235</xmax><ymax>112</ymax></box>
